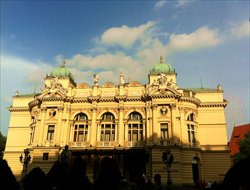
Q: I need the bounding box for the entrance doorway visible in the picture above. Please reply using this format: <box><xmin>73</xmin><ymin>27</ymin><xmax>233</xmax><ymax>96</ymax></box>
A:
<box><xmin>125</xmin><ymin>151</ymin><xmax>146</xmax><ymax>182</ymax></box>
<box><xmin>192</xmin><ymin>157</ymin><xmax>200</xmax><ymax>184</ymax></box>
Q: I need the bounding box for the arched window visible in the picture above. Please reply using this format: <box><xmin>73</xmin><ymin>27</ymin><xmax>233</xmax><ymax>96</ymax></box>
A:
<box><xmin>100</xmin><ymin>112</ymin><xmax>116</xmax><ymax>141</ymax></box>
<box><xmin>187</xmin><ymin>113</ymin><xmax>196</xmax><ymax>145</ymax></box>
<box><xmin>128</xmin><ymin>112</ymin><xmax>143</xmax><ymax>141</ymax></box>
<box><xmin>73</xmin><ymin>113</ymin><xmax>89</xmax><ymax>142</ymax></box>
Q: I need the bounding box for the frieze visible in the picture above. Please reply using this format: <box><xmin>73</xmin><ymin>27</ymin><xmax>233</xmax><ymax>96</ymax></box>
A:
<box><xmin>8</xmin><ymin>107</ymin><xmax>30</xmax><ymax>112</ymax></box>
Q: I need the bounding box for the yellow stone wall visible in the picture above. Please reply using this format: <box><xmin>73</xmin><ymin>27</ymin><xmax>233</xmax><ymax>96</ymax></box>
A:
<box><xmin>4</xmin><ymin>67</ymin><xmax>230</xmax><ymax>185</ymax></box>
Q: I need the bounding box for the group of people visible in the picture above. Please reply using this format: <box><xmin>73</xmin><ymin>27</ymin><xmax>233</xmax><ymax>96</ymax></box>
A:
<box><xmin>0</xmin><ymin>145</ymin><xmax>166</xmax><ymax>190</ymax></box>
<box><xmin>0</xmin><ymin>145</ymin><xmax>249</xmax><ymax>190</ymax></box>
<box><xmin>196</xmin><ymin>180</ymin><xmax>216</xmax><ymax>189</ymax></box>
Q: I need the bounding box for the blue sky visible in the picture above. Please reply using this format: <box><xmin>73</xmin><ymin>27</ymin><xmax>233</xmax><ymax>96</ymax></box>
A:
<box><xmin>1</xmin><ymin>0</ymin><xmax>249</xmax><ymax>140</ymax></box>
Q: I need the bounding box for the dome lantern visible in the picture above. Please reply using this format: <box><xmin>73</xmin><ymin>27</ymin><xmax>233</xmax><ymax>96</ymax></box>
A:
<box><xmin>150</xmin><ymin>56</ymin><xmax>174</xmax><ymax>75</ymax></box>
<box><xmin>50</xmin><ymin>61</ymin><xmax>74</xmax><ymax>80</ymax></box>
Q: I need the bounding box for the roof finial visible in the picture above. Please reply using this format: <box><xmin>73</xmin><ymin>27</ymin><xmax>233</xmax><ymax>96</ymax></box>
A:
<box><xmin>160</xmin><ymin>55</ymin><xmax>163</xmax><ymax>64</ymax></box>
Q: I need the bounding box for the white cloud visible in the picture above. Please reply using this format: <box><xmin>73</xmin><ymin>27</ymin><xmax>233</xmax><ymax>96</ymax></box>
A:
<box><xmin>154</xmin><ymin>0</ymin><xmax>167</xmax><ymax>10</ymax></box>
<box><xmin>176</xmin><ymin>0</ymin><xmax>190</xmax><ymax>8</ymax></box>
<box><xmin>1</xmin><ymin>55</ymin><xmax>52</xmax><ymax>94</ymax></box>
<box><xmin>166</xmin><ymin>26</ymin><xmax>222</xmax><ymax>53</ymax></box>
<box><xmin>231</xmin><ymin>20</ymin><xmax>250</xmax><ymax>38</ymax></box>
<box><xmin>100</xmin><ymin>21</ymin><xmax>155</xmax><ymax>49</ymax></box>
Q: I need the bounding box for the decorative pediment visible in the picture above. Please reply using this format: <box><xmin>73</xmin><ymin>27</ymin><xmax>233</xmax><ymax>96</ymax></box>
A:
<box><xmin>102</xmin><ymin>82</ymin><xmax>116</xmax><ymax>88</ymax></box>
<box><xmin>128</xmin><ymin>81</ymin><xmax>143</xmax><ymax>87</ymax></box>
<box><xmin>147</xmin><ymin>73</ymin><xmax>180</xmax><ymax>96</ymax></box>
<box><xmin>77</xmin><ymin>83</ymin><xmax>90</xmax><ymax>89</ymax></box>
<box><xmin>39</xmin><ymin>77</ymin><xmax>68</xmax><ymax>99</ymax></box>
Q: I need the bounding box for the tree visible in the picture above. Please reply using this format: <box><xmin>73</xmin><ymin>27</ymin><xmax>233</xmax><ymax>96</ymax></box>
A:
<box><xmin>234</xmin><ymin>130</ymin><xmax>250</xmax><ymax>163</ymax></box>
<box><xmin>0</xmin><ymin>132</ymin><xmax>7</xmax><ymax>160</ymax></box>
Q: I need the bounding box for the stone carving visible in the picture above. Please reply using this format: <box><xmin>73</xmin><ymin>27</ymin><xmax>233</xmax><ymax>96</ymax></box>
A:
<box><xmin>148</xmin><ymin>73</ymin><xmax>178</xmax><ymax>94</ymax></box>
<box><xmin>93</xmin><ymin>74</ymin><xmax>99</xmax><ymax>86</ymax></box>
<box><xmin>161</xmin><ymin>106</ymin><xmax>168</xmax><ymax>115</ymax></box>
<box><xmin>41</xmin><ymin>77</ymin><xmax>68</xmax><ymax>97</ymax></box>
<box><xmin>120</xmin><ymin>72</ymin><xmax>125</xmax><ymax>85</ymax></box>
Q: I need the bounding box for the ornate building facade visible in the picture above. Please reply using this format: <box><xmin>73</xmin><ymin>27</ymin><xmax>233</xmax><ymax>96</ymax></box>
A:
<box><xmin>4</xmin><ymin>57</ymin><xmax>230</xmax><ymax>184</ymax></box>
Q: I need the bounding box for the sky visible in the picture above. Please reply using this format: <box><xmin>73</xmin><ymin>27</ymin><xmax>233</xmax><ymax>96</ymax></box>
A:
<box><xmin>0</xmin><ymin>0</ymin><xmax>249</xmax><ymax>141</ymax></box>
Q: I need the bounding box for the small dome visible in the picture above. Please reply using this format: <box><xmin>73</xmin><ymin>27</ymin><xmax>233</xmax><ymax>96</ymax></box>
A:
<box><xmin>150</xmin><ymin>56</ymin><xmax>174</xmax><ymax>74</ymax></box>
<box><xmin>50</xmin><ymin>64</ymin><xmax>74</xmax><ymax>80</ymax></box>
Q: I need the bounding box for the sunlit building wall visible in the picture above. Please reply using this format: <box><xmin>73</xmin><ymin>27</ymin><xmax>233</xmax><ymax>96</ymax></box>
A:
<box><xmin>4</xmin><ymin>57</ymin><xmax>230</xmax><ymax>184</ymax></box>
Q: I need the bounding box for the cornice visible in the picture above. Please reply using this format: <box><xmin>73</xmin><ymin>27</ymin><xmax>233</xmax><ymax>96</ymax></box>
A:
<box><xmin>28</xmin><ymin>99</ymin><xmax>41</xmax><ymax>110</ymax></box>
<box><xmin>40</xmin><ymin>97</ymin><xmax>66</xmax><ymax>101</ymax></box>
<box><xmin>99</xmin><ymin>97</ymin><xmax>115</xmax><ymax>102</ymax></box>
<box><xmin>8</xmin><ymin>107</ymin><xmax>30</xmax><ymax>112</ymax></box>
<box><xmin>148</xmin><ymin>94</ymin><xmax>179</xmax><ymax>99</ymax></box>
<box><xmin>199</xmin><ymin>101</ymin><xmax>228</xmax><ymax>108</ymax></box>
<box><xmin>179</xmin><ymin>97</ymin><xmax>201</xmax><ymax>106</ymax></box>
<box><xmin>72</xmin><ymin>98</ymin><xmax>88</xmax><ymax>103</ymax></box>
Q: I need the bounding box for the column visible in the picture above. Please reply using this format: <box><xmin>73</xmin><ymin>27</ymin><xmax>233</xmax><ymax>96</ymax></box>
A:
<box><xmin>118</xmin><ymin>107</ymin><xmax>124</xmax><ymax>146</ymax></box>
<box><xmin>170</xmin><ymin>104</ymin><xmax>177</xmax><ymax>144</ymax></box>
<box><xmin>55</xmin><ymin>107</ymin><xmax>63</xmax><ymax>145</ymax></box>
<box><xmin>61</xmin><ymin>105</ymin><xmax>70</xmax><ymax>146</ymax></box>
<box><xmin>152</xmin><ymin>104</ymin><xmax>158</xmax><ymax>145</ymax></box>
<box><xmin>146</xmin><ymin>103</ymin><xmax>151</xmax><ymax>144</ymax></box>
<box><xmin>38</xmin><ymin>107</ymin><xmax>47</xmax><ymax>146</ymax></box>
<box><xmin>179</xmin><ymin>107</ymin><xmax>186</xmax><ymax>144</ymax></box>
<box><xmin>90</xmin><ymin>107</ymin><xmax>97</xmax><ymax>146</ymax></box>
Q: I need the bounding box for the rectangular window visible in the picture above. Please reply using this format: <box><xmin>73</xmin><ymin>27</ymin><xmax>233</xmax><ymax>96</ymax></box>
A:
<box><xmin>29</xmin><ymin>127</ymin><xmax>35</xmax><ymax>145</ymax></box>
<box><xmin>47</xmin><ymin>125</ymin><xmax>55</xmax><ymax>141</ymax></box>
<box><xmin>161</xmin><ymin>123</ymin><xmax>169</xmax><ymax>140</ymax></box>
<box><xmin>42</xmin><ymin>152</ymin><xmax>49</xmax><ymax>160</ymax></box>
<box><xmin>188</xmin><ymin>124</ymin><xmax>196</xmax><ymax>144</ymax></box>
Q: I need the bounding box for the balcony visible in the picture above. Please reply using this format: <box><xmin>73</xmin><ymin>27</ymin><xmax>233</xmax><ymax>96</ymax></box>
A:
<box><xmin>69</xmin><ymin>141</ymin><xmax>88</xmax><ymax>147</ymax></box>
<box><xmin>97</xmin><ymin>141</ymin><xmax>116</xmax><ymax>147</ymax></box>
<box><xmin>127</xmin><ymin>141</ymin><xmax>145</xmax><ymax>147</ymax></box>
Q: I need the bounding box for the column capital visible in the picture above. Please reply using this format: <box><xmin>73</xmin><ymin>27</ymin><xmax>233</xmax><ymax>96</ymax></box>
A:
<box><xmin>58</xmin><ymin>107</ymin><xmax>64</xmax><ymax>111</ymax></box>
<box><xmin>152</xmin><ymin>104</ymin><xmax>158</xmax><ymax>110</ymax></box>
<box><xmin>170</xmin><ymin>104</ymin><xmax>176</xmax><ymax>109</ymax></box>
<box><xmin>41</xmin><ymin>107</ymin><xmax>47</xmax><ymax>112</ymax></box>
<box><xmin>118</xmin><ymin>107</ymin><xmax>124</xmax><ymax>111</ymax></box>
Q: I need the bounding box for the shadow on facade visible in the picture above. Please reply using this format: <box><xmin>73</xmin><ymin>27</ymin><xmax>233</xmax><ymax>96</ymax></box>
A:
<box><xmin>20</xmin><ymin>133</ymin><xmax>202</xmax><ymax>185</ymax></box>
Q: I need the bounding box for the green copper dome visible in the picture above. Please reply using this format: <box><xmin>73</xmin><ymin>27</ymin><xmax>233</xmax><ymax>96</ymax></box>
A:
<box><xmin>150</xmin><ymin>56</ymin><xmax>174</xmax><ymax>74</ymax></box>
<box><xmin>50</xmin><ymin>64</ymin><xmax>74</xmax><ymax>80</ymax></box>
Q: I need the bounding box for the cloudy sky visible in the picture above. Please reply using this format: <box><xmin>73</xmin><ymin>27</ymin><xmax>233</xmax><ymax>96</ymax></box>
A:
<box><xmin>1</xmin><ymin>1</ymin><xmax>249</xmax><ymax>140</ymax></box>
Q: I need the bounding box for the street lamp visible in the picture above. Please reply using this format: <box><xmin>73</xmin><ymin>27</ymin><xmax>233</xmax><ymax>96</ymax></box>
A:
<box><xmin>162</xmin><ymin>149</ymin><xmax>174</xmax><ymax>185</ymax></box>
<box><xmin>19</xmin><ymin>148</ymin><xmax>31</xmax><ymax>180</ymax></box>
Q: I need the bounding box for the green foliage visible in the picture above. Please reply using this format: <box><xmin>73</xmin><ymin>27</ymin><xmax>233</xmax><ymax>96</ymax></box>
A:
<box><xmin>0</xmin><ymin>131</ymin><xmax>7</xmax><ymax>160</ymax></box>
<box><xmin>234</xmin><ymin>130</ymin><xmax>250</xmax><ymax>163</ymax></box>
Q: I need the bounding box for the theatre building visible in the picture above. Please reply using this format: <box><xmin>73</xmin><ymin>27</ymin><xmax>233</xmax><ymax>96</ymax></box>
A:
<box><xmin>4</xmin><ymin>56</ymin><xmax>230</xmax><ymax>184</ymax></box>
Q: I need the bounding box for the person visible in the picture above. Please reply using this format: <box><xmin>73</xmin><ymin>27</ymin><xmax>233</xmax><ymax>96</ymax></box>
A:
<box><xmin>93</xmin><ymin>156</ymin><xmax>122</xmax><ymax>190</ymax></box>
<box><xmin>145</xmin><ymin>178</ymin><xmax>154</xmax><ymax>190</ymax></box>
<box><xmin>0</xmin><ymin>159</ymin><xmax>20</xmax><ymax>190</ymax></box>
<box><xmin>205</xmin><ymin>181</ymin><xmax>212</xmax><ymax>189</ymax></box>
<box><xmin>23</xmin><ymin>167</ymin><xmax>48</xmax><ymax>190</ymax></box>
<box><xmin>153</xmin><ymin>174</ymin><xmax>164</xmax><ymax>190</ymax></box>
<box><xmin>60</xmin><ymin>145</ymin><xmax>72</xmax><ymax>164</ymax></box>
<box><xmin>119</xmin><ymin>178</ymin><xmax>131</xmax><ymax>190</ymax></box>
<box><xmin>47</xmin><ymin>160</ymin><xmax>68</xmax><ymax>190</ymax></box>
<box><xmin>62</xmin><ymin>155</ymin><xmax>91</xmax><ymax>190</ymax></box>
